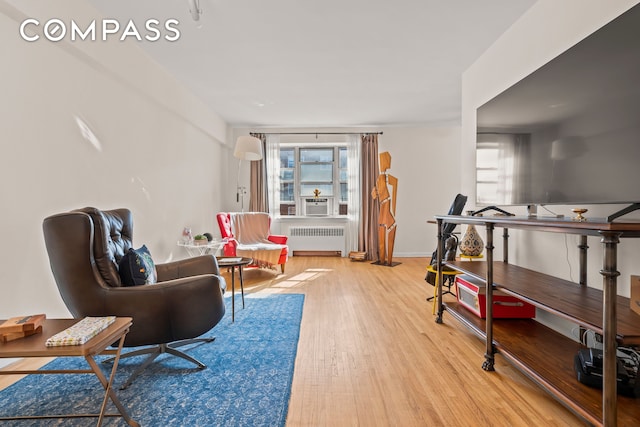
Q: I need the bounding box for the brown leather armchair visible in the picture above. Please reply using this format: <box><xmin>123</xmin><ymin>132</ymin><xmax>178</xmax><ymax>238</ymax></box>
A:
<box><xmin>42</xmin><ymin>207</ymin><xmax>226</xmax><ymax>389</ymax></box>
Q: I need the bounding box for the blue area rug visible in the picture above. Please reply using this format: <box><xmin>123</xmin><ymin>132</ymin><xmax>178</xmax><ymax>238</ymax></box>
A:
<box><xmin>0</xmin><ymin>293</ymin><xmax>304</xmax><ymax>426</ymax></box>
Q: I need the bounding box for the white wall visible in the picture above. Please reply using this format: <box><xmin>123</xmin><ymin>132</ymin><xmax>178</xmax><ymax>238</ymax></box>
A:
<box><xmin>231</xmin><ymin>126</ymin><xmax>462</xmax><ymax>257</ymax></box>
<box><xmin>0</xmin><ymin>1</ymin><xmax>229</xmax><ymax>321</ymax></box>
<box><xmin>462</xmin><ymin>0</ymin><xmax>640</xmax><ymax>308</ymax></box>
<box><xmin>379</xmin><ymin>126</ymin><xmax>461</xmax><ymax>256</ymax></box>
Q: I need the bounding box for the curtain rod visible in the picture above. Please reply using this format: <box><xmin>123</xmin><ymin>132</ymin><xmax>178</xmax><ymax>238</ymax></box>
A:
<box><xmin>250</xmin><ymin>131</ymin><xmax>383</xmax><ymax>136</ymax></box>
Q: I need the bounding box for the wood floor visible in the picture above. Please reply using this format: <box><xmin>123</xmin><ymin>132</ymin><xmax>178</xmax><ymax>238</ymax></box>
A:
<box><xmin>0</xmin><ymin>257</ymin><xmax>586</xmax><ymax>426</ymax></box>
<box><xmin>240</xmin><ymin>256</ymin><xmax>584</xmax><ymax>427</ymax></box>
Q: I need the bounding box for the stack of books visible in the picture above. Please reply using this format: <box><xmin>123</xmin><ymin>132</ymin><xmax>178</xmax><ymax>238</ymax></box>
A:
<box><xmin>0</xmin><ymin>314</ymin><xmax>46</xmax><ymax>343</ymax></box>
<box><xmin>45</xmin><ymin>316</ymin><xmax>115</xmax><ymax>347</ymax></box>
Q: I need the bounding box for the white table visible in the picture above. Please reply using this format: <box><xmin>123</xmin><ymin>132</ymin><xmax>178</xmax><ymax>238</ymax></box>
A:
<box><xmin>177</xmin><ymin>240</ymin><xmax>222</xmax><ymax>257</ymax></box>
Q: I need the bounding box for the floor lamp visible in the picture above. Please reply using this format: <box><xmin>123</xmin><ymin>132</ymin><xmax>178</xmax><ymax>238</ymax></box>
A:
<box><xmin>234</xmin><ymin>135</ymin><xmax>263</xmax><ymax>212</ymax></box>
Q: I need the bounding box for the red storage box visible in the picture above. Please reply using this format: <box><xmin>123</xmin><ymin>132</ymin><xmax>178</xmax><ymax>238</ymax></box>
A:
<box><xmin>455</xmin><ymin>274</ymin><xmax>535</xmax><ymax>319</ymax></box>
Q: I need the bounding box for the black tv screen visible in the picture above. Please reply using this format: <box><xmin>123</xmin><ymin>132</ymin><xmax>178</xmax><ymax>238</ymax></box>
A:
<box><xmin>475</xmin><ymin>4</ymin><xmax>640</xmax><ymax>207</ymax></box>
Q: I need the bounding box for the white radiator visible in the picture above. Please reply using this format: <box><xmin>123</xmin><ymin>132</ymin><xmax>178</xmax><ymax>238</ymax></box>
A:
<box><xmin>288</xmin><ymin>226</ymin><xmax>346</xmax><ymax>256</ymax></box>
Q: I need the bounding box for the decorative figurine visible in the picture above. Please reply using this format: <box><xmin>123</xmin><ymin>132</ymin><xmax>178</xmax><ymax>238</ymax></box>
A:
<box><xmin>443</xmin><ymin>236</ymin><xmax>458</xmax><ymax>262</ymax></box>
<box><xmin>572</xmin><ymin>208</ymin><xmax>588</xmax><ymax>222</ymax></box>
<box><xmin>182</xmin><ymin>227</ymin><xmax>193</xmax><ymax>243</ymax></box>
<box><xmin>371</xmin><ymin>151</ymin><xmax>399</xmax><ymax>266</ymax></box>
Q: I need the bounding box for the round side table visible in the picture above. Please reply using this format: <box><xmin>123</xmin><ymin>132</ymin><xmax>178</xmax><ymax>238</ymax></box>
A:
<box><xmin>216</xmin><ymin>257</ymin><xmax>253</xmax><ymax>322</ymax></box>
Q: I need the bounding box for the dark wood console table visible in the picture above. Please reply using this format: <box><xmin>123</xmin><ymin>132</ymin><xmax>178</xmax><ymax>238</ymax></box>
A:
<box><xmin>433</xmin><ymin>215</ymin><xmax>640</xmax><ymax>427</ymax></box>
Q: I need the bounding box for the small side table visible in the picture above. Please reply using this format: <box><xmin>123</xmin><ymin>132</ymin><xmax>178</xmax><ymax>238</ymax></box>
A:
<box><xmin>216</xmin><ymin>257</ymin><xmax>253</xmax><ymax>322</ymax></box>
<box><xmin>0</xmin><ymin>317</ymin><xmax>138</xmax><ymax>426</ymax></box>
<box><xmin>178</xmin><ymin>240</ymin><xmax>222</xmax><ymax>257</ymax></box>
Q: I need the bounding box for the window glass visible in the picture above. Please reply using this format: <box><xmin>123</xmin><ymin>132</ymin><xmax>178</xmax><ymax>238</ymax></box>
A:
<box><xmin>300</xmin><ymin>164</ymin><xmax>333</xmax><ymax>182</ymax></box>
<box><xmin>280</xmin><ymin>148</ymin><xmax>295</xmax><ymax>206</ymax></box>
<box><xmin>280</xmin><ymin>204</ymin><xmax>296</xmax><ymax>216</ymax></box>
<box><xmin>339</xmin><ymin>148</ymin><xmax>347</xmax><ymax>168</ymax></box>
<box><xmin>340</xmin><ymin>183</ymin><xmax>348</xmax><ymax>202</ymax></box>
<box><xmin>301</xmin><ymin>184</ymin><xmax>333</xmax><ymax>197</ymax></box>
<box><xmin>300</xmin><ymin>148</ymin><xmax>333</xmax><ymax>162</ymax></box>
<box><xmin>477</xmin><ymin>183</ymin><xmax>497</xmax><ymax>204</ymax></box>
<box><xmin>476</xmin><ymin>145</ymin><xmax>500</xmax><ymax>205</ymax></box>
<box><xmin>274</xmin><ymin>145</ymin><xmax>348</xmax><ymax>216</ymax></box>
<box><xmin>476</xmin><ymin>148</ymin><xmax>498</xmax><ymax>165</ymax></box>
<box><xmin>338</xmin><ymin>147</ymin><xmax>348</xmax><ymax>206</ymax></box>
<box><xmin>280</xmin><ymin>149</ymin><xmax>294</xmax><ymax>168</ymax></box>
<box><xmin>280</xmin><ymin>169</ymin><xmax>294</xmax><ymax>181</ymax></box>
<box><xmin>280</xmin><ymin>183</ymin><xmax>295</xmax><ymax>201</ymax></box>
<box><xmin>476</xmin><ymin>169</ymin><xmax>498</xmax><ymax>182</ymax></box>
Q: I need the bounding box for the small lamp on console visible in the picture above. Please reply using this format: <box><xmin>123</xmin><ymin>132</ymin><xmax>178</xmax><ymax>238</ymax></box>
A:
<box><xmin>234</xmin><ymin>135</ymin><xmax>263</xmax><ymax>212</ymax></box>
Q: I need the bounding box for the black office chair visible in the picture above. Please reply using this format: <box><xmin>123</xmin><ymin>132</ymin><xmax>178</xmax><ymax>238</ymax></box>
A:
<box><xmin>425</xmin><ymin>193</ymin><xmax>467</xmax><ymax>293</ymax></box>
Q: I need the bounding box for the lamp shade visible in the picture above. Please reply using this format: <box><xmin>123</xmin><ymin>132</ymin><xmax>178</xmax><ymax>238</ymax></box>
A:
<box><xmin>234</xmin><ymin>136</ymin><xmax>263</xmax><ymax>161</ymax></box>
<box><xmin>550</xmin><ymin>139</ymin><xmax>568</xmax><ymax>160</ymax></box>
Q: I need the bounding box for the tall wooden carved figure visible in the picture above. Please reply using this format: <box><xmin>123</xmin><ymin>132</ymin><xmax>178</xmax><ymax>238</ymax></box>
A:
<box><xmin>371</xmin><ymin>151</ymin><xmax>398</xmax><ymax>266</ymax></box>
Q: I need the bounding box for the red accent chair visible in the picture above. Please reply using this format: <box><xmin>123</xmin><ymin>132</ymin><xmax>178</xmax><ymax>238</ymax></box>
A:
<box><xmin>216</xmin><ymin>212</ymin><xmax>288</xmax><ymax>272</ymax></box>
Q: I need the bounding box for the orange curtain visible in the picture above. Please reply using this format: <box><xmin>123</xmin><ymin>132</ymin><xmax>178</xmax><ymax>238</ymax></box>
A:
<box><xmin>360</xmin><ymin>134</ymin><xmax>379</xmax><ymax>260</ymax></box>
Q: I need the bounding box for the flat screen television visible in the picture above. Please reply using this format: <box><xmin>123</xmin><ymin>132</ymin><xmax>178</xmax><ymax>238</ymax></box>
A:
<box><xmin>475</xmin><ymin>4</ymin><xmax>640</xmax><ymax>214</ymax></box>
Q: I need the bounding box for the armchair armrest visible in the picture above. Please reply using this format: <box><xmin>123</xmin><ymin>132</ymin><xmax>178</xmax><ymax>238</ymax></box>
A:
<box><xmin>268</xmin><ymin>234</ymin><xmax>288</xmax><ymax>245</ymax></box>
<box><xmin>221</xmin><ymin>238</ymin><xmax>238</xmax><ymax>256</ymax></box>
<box><xmin>156</xmin><ymin>255</ymin><xmax>221</xmax><ymax>281</ymax></box>
<box><xmin>225</xmin><ymin>237</ymin><xmax>238</xmax><ymax>248</ymax></box>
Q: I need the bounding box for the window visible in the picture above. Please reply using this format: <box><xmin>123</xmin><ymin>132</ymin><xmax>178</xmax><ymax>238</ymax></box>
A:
<box><xmin>279</xmin><ymin>149</ymin><xmax>295</xmax><ymax>215</ymax></box>
<box><xmin>277</xmin><ymin>145</ymin><xmax>348</xmax><ymax>216</ymax></box>
<box><xmin>476</xmin><ymin>142</ymin><xmax>499</xmax><ymax>205</ymax></box>
<box><xmin>338</xmin><ymin>148</ymin><xmax>348</xmax><ymax>215</ymax></box>
<box><xmin>476</xmin><ymin>133</ymin><xmax>523</xmax><ymax>205</ymax></box>
<box><xmin>300</xmin><ymin>148</ymin><xmax>334</xmax><ymax>197</ymax></box>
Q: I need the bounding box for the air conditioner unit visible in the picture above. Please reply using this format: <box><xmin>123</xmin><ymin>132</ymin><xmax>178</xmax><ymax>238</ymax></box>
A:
<box><xmin>304</xmin><ymin>198</ymin><xmax>330</xmax><ymax>216</ymax></box>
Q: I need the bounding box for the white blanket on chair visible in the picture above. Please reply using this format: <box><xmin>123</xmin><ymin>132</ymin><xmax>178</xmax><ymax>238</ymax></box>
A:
<box><xmin>230</xmin><ymin>212</ymin><xmax>285</xmax><ymax>268</ymax></box>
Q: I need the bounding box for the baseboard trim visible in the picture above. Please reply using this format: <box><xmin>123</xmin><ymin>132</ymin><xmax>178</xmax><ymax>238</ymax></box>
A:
<box><xmin>292</xmin><ymin>250</ymin><xmax>342</xmax><ymax>257</ymax></box>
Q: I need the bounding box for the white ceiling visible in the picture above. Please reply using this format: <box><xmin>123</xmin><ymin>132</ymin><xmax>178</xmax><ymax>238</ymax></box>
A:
<box><xmin>90</xmin><ymin>0</ymin><xmax>535</xmax><ymax>128</ymax></box>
